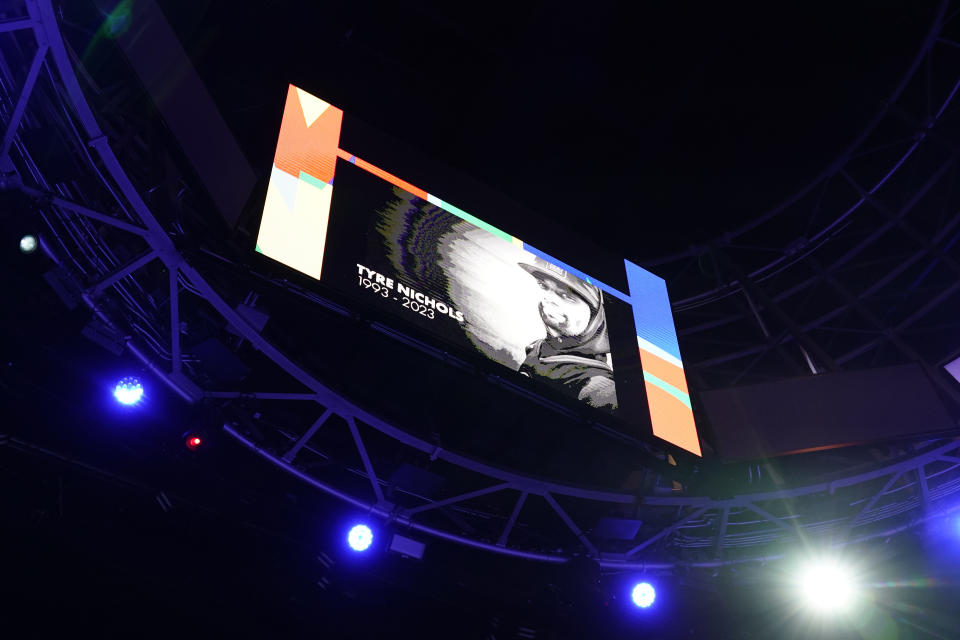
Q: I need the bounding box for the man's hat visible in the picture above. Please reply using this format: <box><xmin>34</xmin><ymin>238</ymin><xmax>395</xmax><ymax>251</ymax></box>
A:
<box><xmin>518</xmin><ymin>255</ymin><xmax>601</xmax><ymax>310</ymax></box>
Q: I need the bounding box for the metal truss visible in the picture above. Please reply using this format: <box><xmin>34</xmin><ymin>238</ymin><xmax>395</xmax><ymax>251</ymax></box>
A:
<box><xmin>647</xmin><ymin>0</ymin><xmax>960</xmax><ymax>393</ymax></box>
<box><xmin>4</xmin><ymin>0</ymin><xmax>960</xmax><ymax>573</ymax></box>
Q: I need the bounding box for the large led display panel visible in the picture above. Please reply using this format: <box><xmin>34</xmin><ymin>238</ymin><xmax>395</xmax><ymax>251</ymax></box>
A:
<box><xmin>256</xmin><ymin>85</ymin><xmax>701</xmax><ymax>456</ymax></box>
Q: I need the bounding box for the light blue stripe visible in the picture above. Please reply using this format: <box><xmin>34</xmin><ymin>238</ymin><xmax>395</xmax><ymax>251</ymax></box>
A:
<box><xmin>642</xmin><ymin>372</ymin><xmax>692</xmax><ymax>409</ymax></box>
<box><xmin>523</xmin><ymin>244</ymin><xmax>631</xmax><ymax>304</ymax></box>
<box><xmin>298</xmin><ymin>170</ymin><xmax>327</xmax><ymax>189</ymax></box>
<box><xmin>637</xmin><ymin>337</ymin><xmax>683</xmax><ymax>368</ymax></box>
<box><xmin>419</xmin><ymin>196</ymin><xmax>632</xmax><ymax>305</ymax></box>
<box><xmin>626</xmin><ymin>260</ymin><xmax>682</xmax><ymax>361</ymax></box>
<box><xmin>426</xmin><ymin>195</ymin><xmax>514</xmax><ymax>243</ymax></box>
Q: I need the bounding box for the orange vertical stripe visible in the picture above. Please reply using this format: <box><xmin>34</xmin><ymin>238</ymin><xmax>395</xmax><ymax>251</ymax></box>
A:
<box><xmin>274</xmin><ymin>86</ymin><xmax>343</xmax><ymax>184</ymax></box>
<box><xmin>350</xmin><ymin>155</ymin><xmax>430</xmax><ymax>201</ymax></box>
<box><xmin>638</xmin><ymin>348</ymin><xmax>689</xmax><ymax>394</ymax></box>
<box><xmin>646</xmin><ymin>383</ymin><xmax>701</xmax><ymax>456</ymax></box>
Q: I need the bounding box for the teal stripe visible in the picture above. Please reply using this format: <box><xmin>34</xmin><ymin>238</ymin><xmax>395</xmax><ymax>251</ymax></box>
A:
<box><xmin>427</xmin><ymin>194</ymin><xmax>513</xmax><ymax>243</ymax></box>
<box><xmin>642</xmin><ymin>372</ymin><xmax>692</xmax><ymax>409</ymax></box>
<box><xmin>299</xmin><ymin>171</ymin><xmax>327</xmax><ymax>189</ymax></box>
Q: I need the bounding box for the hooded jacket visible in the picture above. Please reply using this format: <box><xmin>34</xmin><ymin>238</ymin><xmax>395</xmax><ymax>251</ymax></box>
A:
<box><xmin>518</xmin><ymin>293</ymin><xmax>617</xmax><ymax>410</ymax></box>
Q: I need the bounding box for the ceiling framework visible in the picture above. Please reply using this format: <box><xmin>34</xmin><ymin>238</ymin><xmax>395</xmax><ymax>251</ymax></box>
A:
<box><xmin>2</xmin><ymin>0</ymin><xmax>960</xmax><ymax>573</ymax></box>
<box><xmin>649</xmin><ymin>0</ymin><xmax>960</xmax><ymax>396</ymax></box>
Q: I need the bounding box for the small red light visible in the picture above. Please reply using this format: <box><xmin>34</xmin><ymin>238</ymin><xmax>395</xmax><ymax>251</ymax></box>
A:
<box><xmin>185</xmin><ymin>435</ymin><xmax>203</xmax><ymax>450</ymax></box>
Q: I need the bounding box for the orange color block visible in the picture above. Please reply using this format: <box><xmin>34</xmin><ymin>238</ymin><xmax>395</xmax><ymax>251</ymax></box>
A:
<box><xmin>274</xmin><ymin>86</ymin><xmax>343</xmax><ymax>183</ymax></box>
<box><xmin>645</xmin><ymin>383</ymin><xmax>701</xmax><ymax>456</ymax></box>
<box><xmin>350</xmin><ymin>155</ymin><xmax>430</xmax><ymax>201</ymax></box>
<box><xmin>638</xmin><ymin>348</ymin><xmax>689</xmax><ymax>395</ymax></box>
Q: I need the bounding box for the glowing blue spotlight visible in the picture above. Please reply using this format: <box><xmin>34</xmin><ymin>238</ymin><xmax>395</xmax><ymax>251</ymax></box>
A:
<box><xmin>631</xmin><ymin>581</ymin><xmax>656</xmax><ymax>608</ymax></box>
<box><xmin>347</xmin><ymin>524</ymin><xmax>373</xmax><ymax>552</ymax></box>
<box><xmin>113</xmin><ymin>376</ymin><xmax>144</xmax><ymax>405</ymax></box>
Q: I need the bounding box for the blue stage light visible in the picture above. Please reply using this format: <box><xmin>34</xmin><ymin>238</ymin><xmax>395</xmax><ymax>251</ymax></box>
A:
<box><xmin>347</xmin><ymin>524</ymin><xmax>373</xmax><ymax>552</ymax></box>
<box><xmin>631</xmin><ymin>582</ymin><xmax>656</xmax><ymax>608</ymax></box>
<box><xmin>113</xmin><ymin>376</ymin><xmax>144</xmax><ymax>405</ymax></box>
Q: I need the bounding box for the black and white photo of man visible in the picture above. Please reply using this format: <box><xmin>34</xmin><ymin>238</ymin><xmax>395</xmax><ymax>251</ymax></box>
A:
<box><xmin>517</xmin><ymin>256</ymin><xmax>618</xmax><ymax>410</ymax></box>
<box><xmin>326</xmin><ymin>164</ymin><xmax>622</xmax><ymax>414</ymax></box>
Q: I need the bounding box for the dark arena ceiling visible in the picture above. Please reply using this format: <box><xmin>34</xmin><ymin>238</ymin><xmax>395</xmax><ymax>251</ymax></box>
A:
<box><xmin>3</xmin><ymin>1</ymin><xmax>960</xmax><ymax>638</ymax></box>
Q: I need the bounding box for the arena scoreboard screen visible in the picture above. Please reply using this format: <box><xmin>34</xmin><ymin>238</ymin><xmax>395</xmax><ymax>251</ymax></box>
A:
<box><xmin>255</xmin><ymin>85</ymin><xmax>701</xmax><ymax>456</ymax></box>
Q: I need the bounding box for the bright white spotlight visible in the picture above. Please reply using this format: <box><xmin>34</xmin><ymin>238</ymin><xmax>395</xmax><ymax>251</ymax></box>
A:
<box><xmin>113</xmin><ymin>376</ymin><xmax>144</xmax><ymax>405</ymax></box>
<box><xmin>19</xmin><ymin>234</ymin><xmax>37</xmax><ymax>254</ymax></box>
<box><xmin>347</xmin><ymin>524</ymin><xmax>373</xmax><ymax>552</ymax></box>
<box><xmin>798</xmin><ymin>559</ymin><xmax>857</xmax><ymax>613</ymax></box>
<box><xmin>631</xmin><ymin>581</ymin><xmax>656</xmax><ymax>608</ymax></box>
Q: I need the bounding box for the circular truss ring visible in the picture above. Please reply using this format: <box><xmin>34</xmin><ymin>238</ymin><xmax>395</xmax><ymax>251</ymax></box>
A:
<box><xmin>9</xmin><ymin>0</ymin><xmax>960</xmax><ymax>569</ymax></box>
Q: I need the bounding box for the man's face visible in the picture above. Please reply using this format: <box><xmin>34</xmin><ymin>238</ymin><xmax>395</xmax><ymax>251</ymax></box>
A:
<box><xmin>535</xmin><ymin>276</ymin><xmax>592</xmax><ymax>337</ymax></box>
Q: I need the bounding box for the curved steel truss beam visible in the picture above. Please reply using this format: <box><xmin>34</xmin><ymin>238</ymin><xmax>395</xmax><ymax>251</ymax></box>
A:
<box><xmin>648</xmin><ymin>0</ymin><xmax>953</xmax><ymax>289</ymax></box>
<box><xmin>8</xmin><ymin>0</ymin><xmax>960</xmax><ymax>570</ymax></box>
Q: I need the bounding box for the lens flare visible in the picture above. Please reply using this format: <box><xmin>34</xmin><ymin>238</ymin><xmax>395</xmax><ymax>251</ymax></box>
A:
<box><xmin>113</xmin><ymin>376</ymin><xmax>144</xmax><ymax>405</ymax></box>
<box><xmin>631</xmin><ymin>582</ymin><xmax>656</xmax><ymax>608</ymax></box>
<box><xmin>19</xmin><ymin>235</ymin><xmax>37</xmax><ymax>254</ymax></box>
<box><xmin>798</xmin><ymin>559</ymin><xmax>858</xmax><ymax>613</ymax></box>
<box><xmin>347</xmin><ymin>524</ymin><xmax>373</xmax><ymax>552</ymax></box>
